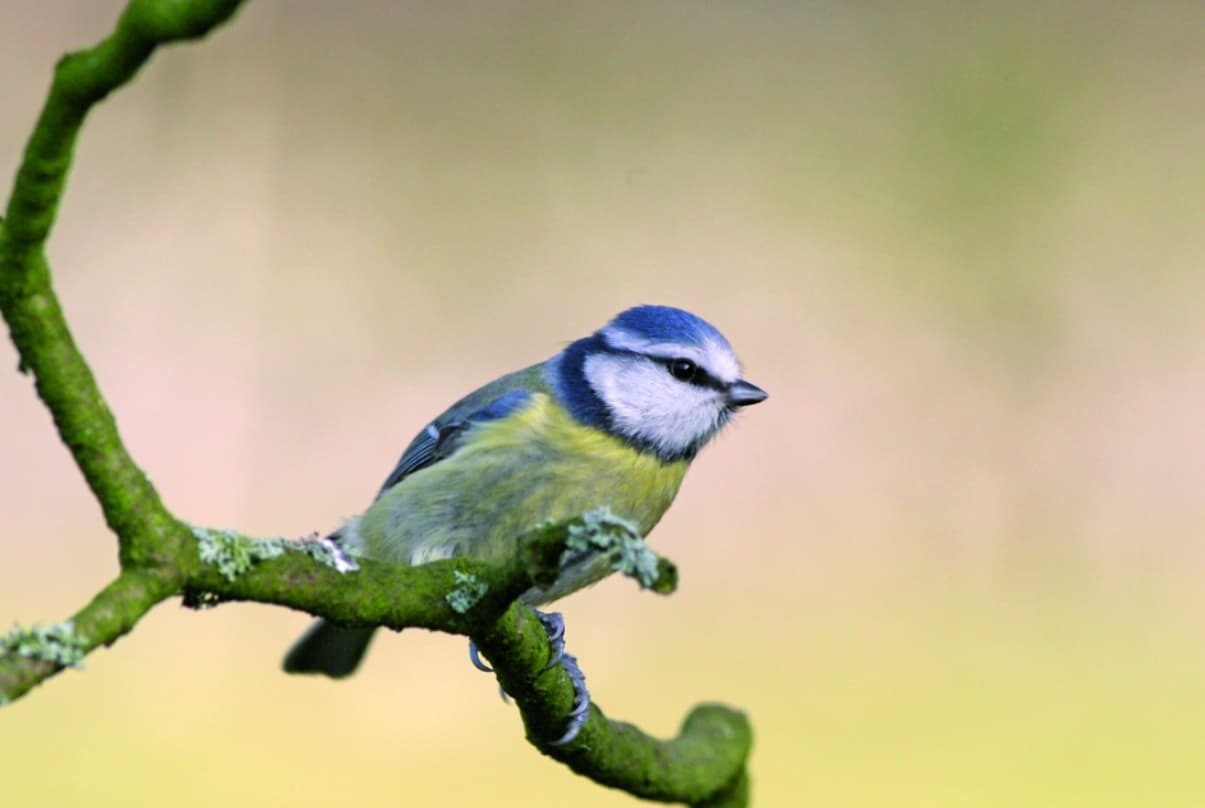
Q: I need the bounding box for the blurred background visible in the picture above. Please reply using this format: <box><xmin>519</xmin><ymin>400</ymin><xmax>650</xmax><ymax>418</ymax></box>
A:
<box><xmin>2</xmin><ymin>1</ymin><xmax>1203</xmax><ymax>805</ymax></box>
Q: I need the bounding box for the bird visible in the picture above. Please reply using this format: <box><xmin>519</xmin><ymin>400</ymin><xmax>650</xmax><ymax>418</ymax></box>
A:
<box><xmin>283</xmin><ymin>304</ymin><xmax>767</xmax><ymax>742</ymax></box>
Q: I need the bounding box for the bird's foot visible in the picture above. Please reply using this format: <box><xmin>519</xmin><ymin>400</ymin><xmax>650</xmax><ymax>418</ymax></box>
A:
<box><xmin>534</xmin><ymin>610</ymin><xmax>590</xmax><ymax>745</ymax></box>
<box><xmin>466</xmin><ymin>610</ymin><xmax>591</xmax><ymax>745</ymax></box>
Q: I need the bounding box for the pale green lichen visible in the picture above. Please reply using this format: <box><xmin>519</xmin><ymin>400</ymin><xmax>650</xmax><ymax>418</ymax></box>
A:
<box><xmin>446</xmin><ymin>570</ymin><xmax>489</xmax><ymax>614</ymax></box>
<box><xmin>566</xmin><ymin>506</ymin><xmax>660</xmax><ymax>589</ymax></box>
<box><xmin>191</xmin><ymin>525</ymin><xmax>287</xmax><ymax>581</ymax></box>
<box><xmin>190</xmin><ymin>526</ymin><xmax>359</xmax><ymax>582</ymax></box>
<box><xmin>1</xmin><ymin>620</ymin><xmax>88</xmax><ymax>668</ymax></box>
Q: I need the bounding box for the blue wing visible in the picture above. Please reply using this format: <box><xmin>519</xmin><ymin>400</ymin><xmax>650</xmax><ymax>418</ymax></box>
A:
<box><xmin>375</xmin><ymin>388</ymin><xmax>533</xmax><ymax>497</ymax></box>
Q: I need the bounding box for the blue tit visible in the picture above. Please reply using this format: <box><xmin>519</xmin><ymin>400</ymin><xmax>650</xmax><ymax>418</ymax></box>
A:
<box><xmin>283</xmin><ymin>305</ymin><xmax>767</xmax><ymax>697</ymax></box>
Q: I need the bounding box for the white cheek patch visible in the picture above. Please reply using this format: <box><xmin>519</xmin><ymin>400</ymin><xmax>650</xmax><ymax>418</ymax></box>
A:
<box><xmin>583</xmin><ymin>354</ymin><xmax>728</xmax><ymax>456</ymax></box>
<box><xmin>601</xmin><ymin>326</ymin><xmax>741</xmax><ymax>385</ymax></box>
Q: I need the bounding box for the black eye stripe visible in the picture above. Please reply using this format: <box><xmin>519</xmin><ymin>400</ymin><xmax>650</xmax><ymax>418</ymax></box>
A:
<box><xmin>657</xmin><ymin>357</ymin><xmax>726</xmax><ymax>391</ymax></box>
<box><xmin>600</xmin><ymin>346</ymin><xmax>729</xmax><ymax>391</ymax></box>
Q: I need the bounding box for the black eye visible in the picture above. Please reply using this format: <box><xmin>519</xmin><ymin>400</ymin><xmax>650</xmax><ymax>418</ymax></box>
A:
<box><xmin>668</xmin><ymin>358</ymin><xmax>697</xmax><ymax>382</ymax></box>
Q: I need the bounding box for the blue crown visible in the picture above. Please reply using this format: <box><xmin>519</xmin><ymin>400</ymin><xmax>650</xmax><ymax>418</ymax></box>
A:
<box><xmin>606</xmin><ymin>305</ymin><xmax>730</xmax><ymax>349</ymax></box>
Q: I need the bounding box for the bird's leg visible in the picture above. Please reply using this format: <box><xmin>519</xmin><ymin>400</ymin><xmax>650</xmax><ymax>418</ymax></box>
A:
<box><xmin>466</xmin><ymin>610</ymin><xmax>591</xmax><ymax>745</ymax></box>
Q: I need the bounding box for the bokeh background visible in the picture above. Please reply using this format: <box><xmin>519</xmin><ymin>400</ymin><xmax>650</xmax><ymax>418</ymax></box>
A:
<box><xmin>2</xmin><ymin>1</ymin><xmax>1203</xmax><ymax>805</ymax></box>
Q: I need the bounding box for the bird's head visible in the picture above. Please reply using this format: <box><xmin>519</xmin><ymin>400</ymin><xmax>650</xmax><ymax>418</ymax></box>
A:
<box><xmin>551</xmin><ymin>305</ymin><xmax>767</xmax><ymax>462</ymax></box>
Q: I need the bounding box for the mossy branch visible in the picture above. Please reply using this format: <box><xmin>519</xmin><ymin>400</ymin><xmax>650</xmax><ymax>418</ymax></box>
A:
<box><xmin>0</xmin><ymin>1</ymin><xmax>752</xmax><ymax>804</ymax></box>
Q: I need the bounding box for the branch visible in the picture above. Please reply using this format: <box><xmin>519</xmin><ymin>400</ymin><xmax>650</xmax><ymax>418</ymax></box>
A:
<box><xmin>1</xmin><ymin>521</ymin><xmax>747</xmax><ymax>803</ymax></box>
<box><xmin>185</xmin><ymin>523</ymin><xmax>749</xmax><ymax>803</ymax></box>
<box><xmin>0</xmin><ymin>0</ymin><xmax>247</xmax><ymax>570</ymax></box>
<box><xmin>0</xmin><ymin>569</ymin><xmax>179</xmax><ymax>703</ymax></box>
<box><xmin>0</xmin><ymin>0</ymin><xmax>247</xmax><ymax>699</ymax></box>
<box><xmin>0</xmin><ymin>1</ymin><xmax>753</xmax><ymax>804</ymax></box>
<box><xmin>472</xmin><ymin>604</ymin><xmax>752</xmax><ymax>804</ymax></box>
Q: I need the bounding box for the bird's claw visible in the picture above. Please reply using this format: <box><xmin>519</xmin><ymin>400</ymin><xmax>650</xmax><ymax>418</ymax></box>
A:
<box><xmin>537</xmin><ymin>610</ymin><xmax>566</xmax><ymax>671</ymax></box>
<box><xmin>550</xmin><ymin>650</ymin><xmax>590</xmax><ymax>745</ymax></box>
<box><xmin>468</xmin><ymin>640</ymin><xmax>493</xmax><ymax>672</ymax></box>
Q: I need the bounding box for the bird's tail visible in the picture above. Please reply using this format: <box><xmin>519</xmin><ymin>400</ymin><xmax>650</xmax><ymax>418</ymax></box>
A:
<box><xmin>282</xmin><ymin>619</ymin><xmax>376</xmax><ymax>679</ymax></box>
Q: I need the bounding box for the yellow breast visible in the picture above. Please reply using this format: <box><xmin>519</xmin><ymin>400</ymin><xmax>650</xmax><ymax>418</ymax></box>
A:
<box><xmin>355</xmin><ymin>393</ymin><xmax>690</xmax><ymax>571</ymax></box>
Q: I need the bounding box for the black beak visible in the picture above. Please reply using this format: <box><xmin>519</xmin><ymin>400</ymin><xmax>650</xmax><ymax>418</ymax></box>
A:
<box><xmin>726</xmin><ymin>379</ymin><xmax>768</xmax><ymax>407</ymax></box>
